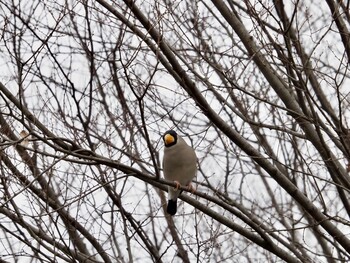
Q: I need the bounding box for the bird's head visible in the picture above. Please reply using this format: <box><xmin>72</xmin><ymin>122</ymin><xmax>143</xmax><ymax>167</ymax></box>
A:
<box><xmin>163</xmin><ymin>130</ymin><xmax>178</xmax><ymax>147</ymax></box>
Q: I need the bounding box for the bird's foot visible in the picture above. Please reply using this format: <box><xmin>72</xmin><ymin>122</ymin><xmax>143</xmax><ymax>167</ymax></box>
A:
<box><xmin>187</xmin><ymin>183</ymin><xmax>196</xmax><ymax>194</ymax></box>
<box><xmin>173</xmin><ymin>181</ymin><xmax>181</xmax><ymax>191</ymax></box>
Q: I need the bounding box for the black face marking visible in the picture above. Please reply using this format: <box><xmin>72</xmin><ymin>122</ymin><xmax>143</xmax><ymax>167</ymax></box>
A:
<box><xmin>163</xmin><ymin>130</ymin><xmax>178</xmax><ymax>147</ymax></box>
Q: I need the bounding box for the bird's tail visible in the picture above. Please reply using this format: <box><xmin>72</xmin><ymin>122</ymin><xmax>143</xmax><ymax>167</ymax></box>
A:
<box><xmin>167</xmin><ymin>199</ymin><xmax>177</xmax><ymax>215</ymax></box>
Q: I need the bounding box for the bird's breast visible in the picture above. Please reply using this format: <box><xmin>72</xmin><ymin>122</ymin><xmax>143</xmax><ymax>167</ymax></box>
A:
<box><xmin>163</xmin><ymin>146</ymin><xmax>197</xmax><ymax>184</ymax></box>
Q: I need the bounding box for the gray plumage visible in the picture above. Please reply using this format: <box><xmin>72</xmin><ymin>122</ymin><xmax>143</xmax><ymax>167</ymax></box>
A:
<box><xmin>163</xmin><ymin>130</ymin><xmax>197</xmax><ymax>215</ymax></box>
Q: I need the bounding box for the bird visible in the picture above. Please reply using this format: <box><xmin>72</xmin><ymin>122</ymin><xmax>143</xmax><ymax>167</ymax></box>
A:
<box><xmin>162</xmin><ymin>130</ymin><xmax>197</xmax><ymax>215</ymax></box>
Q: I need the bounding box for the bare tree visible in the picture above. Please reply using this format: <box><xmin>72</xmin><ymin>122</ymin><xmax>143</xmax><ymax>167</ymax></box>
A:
<box><xmin>0</xmin><ymin>0</ymin><xmax>350</xmax><ymax>262</ymax></box>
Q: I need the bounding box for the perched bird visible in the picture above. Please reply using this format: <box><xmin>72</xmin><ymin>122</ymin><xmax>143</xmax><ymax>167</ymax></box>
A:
<box><xmin>162</xmin><ymin>130</ymin><xmax>197</xmax><ymax>215</ymax></box>
<box><xmin>19</xmin><ymin>130</ymin><xmax>30</xmax><ymax>147</ymax></box>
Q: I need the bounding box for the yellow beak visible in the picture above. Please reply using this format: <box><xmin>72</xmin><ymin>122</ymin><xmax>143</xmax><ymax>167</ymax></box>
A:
<box><xmin>164</xmin><ymin>134</ymin><xmax>175</xmax><ymax>145</ymax></box>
